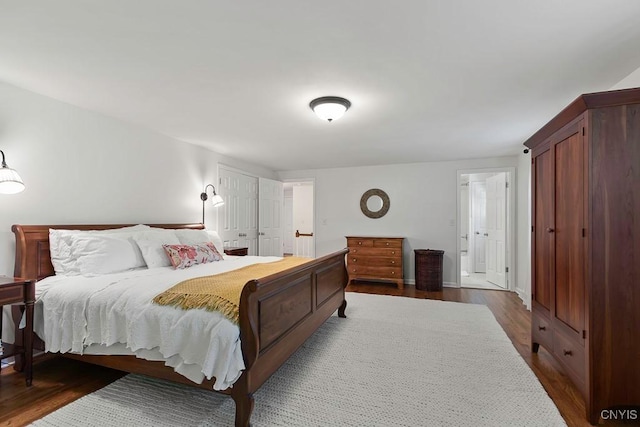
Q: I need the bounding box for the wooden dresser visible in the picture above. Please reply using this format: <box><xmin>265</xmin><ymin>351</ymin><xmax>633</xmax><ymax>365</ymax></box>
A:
<box><xmin>346</xmin><ymin>237</ymin><xmax>404</xmax><ymax>289</ymax></box>
<box><xmin>525</xmin><ymin>87</ymin><xmax>640</xmax><ymax>424</ymax></box>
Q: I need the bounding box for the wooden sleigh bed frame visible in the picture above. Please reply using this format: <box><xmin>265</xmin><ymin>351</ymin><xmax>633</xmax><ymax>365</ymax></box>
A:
<box><xmin>12</xmin><ymin>223</ymin><xmax>349</xmax><ymax>427</ymax></box>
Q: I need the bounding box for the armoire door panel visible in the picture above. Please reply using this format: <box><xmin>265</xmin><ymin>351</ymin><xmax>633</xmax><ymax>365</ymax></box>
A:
<box><xmin>554</xmin><ymin>129</ymin><xmax>585</xmax><ymax>335</ymax></box>
<box><xmin>533</xmin><ymin>149</ymin><xmax>553</xmax><ymax>312</ymax></box>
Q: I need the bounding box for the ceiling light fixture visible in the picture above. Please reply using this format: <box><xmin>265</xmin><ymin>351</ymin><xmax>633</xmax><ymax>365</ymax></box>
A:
<box><xmin>309</xmin><ymin>96</ymin><xmax>351</xmax><ymax>122</ymax></box>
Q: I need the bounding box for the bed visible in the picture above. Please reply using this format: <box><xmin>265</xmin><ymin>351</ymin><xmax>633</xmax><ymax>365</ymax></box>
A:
<box><xmin>12</xmin><ymin>223</ymin><xmax>349</xmax><ymax>427</ymax></box>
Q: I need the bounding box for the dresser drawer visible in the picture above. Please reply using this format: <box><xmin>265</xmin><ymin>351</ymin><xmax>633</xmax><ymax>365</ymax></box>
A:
<box><xmin>553</xmin><ymin>329</ymin><xmax>585</xmax><ymax>385</ymax></box>
<box><xmin>348</xmin><ymin>247</ymin><xmax>401</xmax><ymax>257</ymax></box>
<box><xmin>348</xmin><ymin>266</ymin><xmax>402</xmax><ymax>278</ymax></box>
<box><xmin>373</xmin><ymin>239</ymin><xmax>402</xmax><ymax>248</ymax></box>
<box><xmin>347</xmin><ymin>238</ymin><xmax>373</xmax><ymax>248</ymax></box>
<box><xmin>348</xmin><ymin>255</ymin><xmax>401</xmax><ymax>267</ymax></box>
<box><xmin>532</xmin><ymin>313</ymin><xmax>553</xmax><ymax>351</ymax></box>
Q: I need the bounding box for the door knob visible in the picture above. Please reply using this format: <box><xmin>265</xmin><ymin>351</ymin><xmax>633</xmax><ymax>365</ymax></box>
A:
<box><xmin>259</xmin><ymin>232</ymin><xmax>265</xmax><ymax>236</ymax></box>
<box><xmin>546</xmin><ymin>228</ymin><xmax>555</xmax><ymax>233</ymax></box>
<box><xmin>475</xmin><ymin>231</ymin><xmax>480</xmax><ymax>235</ymax></box>
<box><xmin>483</xmin><ymin>233</ymin><xmax>488</xmax><ymax>237</ymax></box>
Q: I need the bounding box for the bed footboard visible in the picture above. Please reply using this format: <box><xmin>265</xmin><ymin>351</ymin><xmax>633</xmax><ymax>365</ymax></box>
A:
<box><xmin>232</xmin><ymin>249</ymin><xmax>349</xmax><ymax>426</ymax></box>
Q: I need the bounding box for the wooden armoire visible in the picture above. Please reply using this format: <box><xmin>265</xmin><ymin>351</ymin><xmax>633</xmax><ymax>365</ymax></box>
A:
<box><xmin>525</xmin><ymin>87</ymin><xmax>640</xmax><ymax>424</ymax></box>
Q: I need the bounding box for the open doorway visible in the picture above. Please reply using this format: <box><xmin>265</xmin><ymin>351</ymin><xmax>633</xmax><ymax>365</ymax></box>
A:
<box><xmin>458</xmin><ymin>168</ymin><xmax>514</xmax><ymax>291</ymax></box>
<box><xmin>283</xmin><ymin>180</ymin><xmax>315</xmax><ymax>258</ymax></box>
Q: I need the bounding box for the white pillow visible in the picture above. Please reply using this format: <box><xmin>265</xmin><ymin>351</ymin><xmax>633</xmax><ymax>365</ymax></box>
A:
<box><xmin>133</xmin><ymin>230</ymin><xmax>180</xmax><ymax>268</ymax></box>
<box><xmin>49</xmin><ymin>224</ymin><xmax>151</xmax><ymax>275</ymax></box>
<box><xmin>70</xmin><ymin>234</ymin><xmax>146</xmax><ymax>276</ymax></box>
<box><xmin>173</xmin><ymin>228</ymin><xmax>224</xmax><ymax>254</ymax></box>
<box><xmin>205</xmin><ymin>230</ymin><xmax>224</xmax><ymax>254</ymax></box>
<box><xmin>174</xmin><ymin>229</ymin><xmax>209</xmax><ymax>245</ymax></box>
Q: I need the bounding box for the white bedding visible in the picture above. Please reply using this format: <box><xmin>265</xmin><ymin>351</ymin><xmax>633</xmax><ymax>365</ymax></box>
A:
<box><xmin>35</xmin><ymin>255</ymin><xmax>282</xmax><ymax>390</ymax></box>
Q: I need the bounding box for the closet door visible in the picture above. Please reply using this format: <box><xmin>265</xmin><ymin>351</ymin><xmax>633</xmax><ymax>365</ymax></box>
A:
<box><xmin>553</xmin><ymin>122</ymin><xmax>586</xmax><ymax>340</ymax></box>
<box><xmin>532</xmin><ymin>147</ymin><xmax>554</xmax><ymax>316</ymax></box>
<box><xmin>218</xmin><ymin>167</ymin><xmax>259</xmax><ymax>254</ymax></box>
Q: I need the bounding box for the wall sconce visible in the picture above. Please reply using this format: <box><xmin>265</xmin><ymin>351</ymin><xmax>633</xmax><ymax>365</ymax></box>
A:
<box><xmin>0</xmin><ymin>150</ymin><xmax>25</xmax><ymax>194</ymax></box>
<box><xmin>200</xmin><ymin>184</ymin><xmax>224</xmax><ymax>224</ymax></box>
<box><xmin>309</xmin><ymin>96</ymin><xmax>351</xmax><ymax>122</ymax></box>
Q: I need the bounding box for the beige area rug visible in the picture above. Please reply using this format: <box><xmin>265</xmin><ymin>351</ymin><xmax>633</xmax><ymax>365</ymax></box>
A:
<box><xmin>31</xmin><ymin>293</ymin><xmax>566</xmax><ymax>426</ymax></box>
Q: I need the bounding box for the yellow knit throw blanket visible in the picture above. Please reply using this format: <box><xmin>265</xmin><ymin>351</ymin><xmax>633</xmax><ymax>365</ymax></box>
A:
<box><xmin>153</xmin><ymin>257</ymin><xmax>311</xmax><ymax>324</ymax></box>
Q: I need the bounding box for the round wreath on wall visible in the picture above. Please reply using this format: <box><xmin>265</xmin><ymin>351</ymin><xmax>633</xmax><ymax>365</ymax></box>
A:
<box><xmin>360</xmin><ymin>188</ymin><xmax>390</xmax><ymax>219</ymax></box>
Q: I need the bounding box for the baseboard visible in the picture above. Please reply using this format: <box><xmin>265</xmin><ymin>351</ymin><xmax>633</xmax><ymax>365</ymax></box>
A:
<box><xmin>515</xmin><ymin>288</ymin><xmax>531</xmax><ymax>311</ymax></box>
<box><xmin>403</xmin><ymin>280</ymin><xmax>459</xmax><ymax>288</ymax></box>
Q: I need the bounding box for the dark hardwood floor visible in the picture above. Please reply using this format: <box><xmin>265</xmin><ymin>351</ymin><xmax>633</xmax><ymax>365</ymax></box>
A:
<box><xmin>0</xmin><ymin>283</ymin><xmax>591</xmax><ymax>426</ymax></box>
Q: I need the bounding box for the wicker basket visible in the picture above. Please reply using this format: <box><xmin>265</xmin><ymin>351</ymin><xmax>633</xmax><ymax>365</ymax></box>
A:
<box><xmin>414</xmin><ymin>249</ymin><xmax>444</xmax><ymax>291</ymax></box>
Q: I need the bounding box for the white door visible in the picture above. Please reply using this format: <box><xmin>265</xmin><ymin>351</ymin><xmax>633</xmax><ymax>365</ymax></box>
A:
<box><xmin>485</xmin><ymin>173</ymin><xmax>507</xmax><ymax>288</ymax></box>
<box><xmin>283</xmin><ymin>195</ymin><xmax>294</xmax><ymax>254</ymax></box>
<box><xmin>259</xmin><ymin>177</ymin><xmax>284</xmax><ymax>256</ymax></box>
<box><xmin>218</xmin><ymin>168</ymin><xmax>258</xmax><ymax>254</ymax></box>
<box><xmin>471</xmin><ymin>181</ymin><xmax>487</xmax><ymax>273</ymax></box>
<box><xmin>292</xmin><ymin>182</ymin><xmax>315</xmax><ymax>258</ymax></box>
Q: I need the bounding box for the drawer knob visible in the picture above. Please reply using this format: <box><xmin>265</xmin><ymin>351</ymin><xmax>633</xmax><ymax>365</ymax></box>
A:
<box><xmin>352</xmin><ymin>259</ymin><xmax>357</xmax><ymax>262</ymax></box>
<box><xmin>391</xmin><ymin>271</ymin><xmax>395</xmax><ymax>275</ymax></box>
<box><xmin>352</xmin><ymin>269</ymin><xmax>356</xmax><ymax>272</ymax></box>
<box><xmin>538</xmin><ymin>326</ymin><xmax>546</xmax><ymax>331</ymax></box>
<box><xmin>391</xmin><ymin>251</ymin><xmax>395</xmax><ymax>254</ymax></box>
<box><xmin>386</xmin><ymin>242</ymin><xmax>389</xmax><ymax>246</ymax></box>
<box><xmin>391</xmin><ymin>261</ymin><xmax>395</xmax><ymax>264</ymax></box>
<box><xmin>563</xmin><ymin>350</ymin><xmax>572</xmax><ymax>356</ymax></box>
<box><xmin>352</xmin><ymin>249</ymin><xmax>357</xmax><ymax>253</ymax></box>
<box><xmin>358</xmin><ymin>242</ymin><xmax>362</xmax><ymax>245</ymax></box>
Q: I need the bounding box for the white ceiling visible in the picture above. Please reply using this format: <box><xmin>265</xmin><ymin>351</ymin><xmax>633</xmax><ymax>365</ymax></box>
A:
<box><xmin>2</xmin><ymin>1</ymin><xmax>640</xmax><ymax>171</ymax></box>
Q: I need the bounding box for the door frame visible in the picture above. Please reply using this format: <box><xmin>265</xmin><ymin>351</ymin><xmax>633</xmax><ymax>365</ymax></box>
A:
<box><xmin>456</xmin><ymin>167</ymin><xmax>516</xmax><ymax>290</ymax></box>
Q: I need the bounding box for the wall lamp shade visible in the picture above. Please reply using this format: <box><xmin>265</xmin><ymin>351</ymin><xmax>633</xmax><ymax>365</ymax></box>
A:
<box><xmin>309</xmin><ymin>96</ymin><xmax>351</xmax><ymax>122</ymax></box>
<box><xmin>200</xmin><ymin>184</ymin><xmax>224</xmax><ymax>224</ymax></box>
<box><xmin>0</xmin><ymin>150</ymin><xmax>25</xmax><ymax>194</ymax></box>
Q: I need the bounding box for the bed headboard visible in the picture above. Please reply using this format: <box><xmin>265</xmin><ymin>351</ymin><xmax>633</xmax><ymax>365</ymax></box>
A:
<box><xmin>12</xmin><ymin>223</ymin><xmax>205</xmax><ymax>280</ymax></box>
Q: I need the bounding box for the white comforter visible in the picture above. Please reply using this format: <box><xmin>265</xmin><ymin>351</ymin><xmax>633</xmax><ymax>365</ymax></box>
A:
<box><xmin>35</xmin><ymin>255</ymin><xmax>282</xmax><ymax>390</ymax></box>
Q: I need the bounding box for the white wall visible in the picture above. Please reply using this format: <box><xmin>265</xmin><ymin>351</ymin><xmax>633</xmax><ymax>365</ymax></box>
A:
<box><xmin>611</xmin><ymin>65</ymin><xmax>640</xmax><ymax>89</ymax></box>
<box><xmin>278</xmin><ymin>156</ymin><xmax>521</xmax><ymax>287</ymax></box>
<box><xmin>516</xmin><ymin>151</ymin><xmax>532</xmax><ymax>308</ymax></box>
<box><xmin>0</xmin><ymin>82</ymin><xmax>276</xmax><ymax>276</ymax></box>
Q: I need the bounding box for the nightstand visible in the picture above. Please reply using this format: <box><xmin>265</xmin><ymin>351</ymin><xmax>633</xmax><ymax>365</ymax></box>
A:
<box><xmin>224</xmin><ymin>247</ymin><xmax>248</xmax><ymax>256</ymax></box>
<box><xmin>0</xmin><ymin>277</ymin><xmax>34</xmax><ymax>386</ymax></box>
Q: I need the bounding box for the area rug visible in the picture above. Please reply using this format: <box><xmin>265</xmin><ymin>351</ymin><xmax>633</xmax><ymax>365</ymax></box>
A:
<box><xmin>31</xmin><ymin>293</ymin><xmax>566</xmax><ymax>426</ymax></box>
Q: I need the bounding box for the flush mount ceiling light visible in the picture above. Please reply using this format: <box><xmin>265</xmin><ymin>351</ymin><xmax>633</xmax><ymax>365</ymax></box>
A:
<box><xmin>309</xmin><ymin>96</ymin><xmax>351</xmax><ymax>122</ymax></box>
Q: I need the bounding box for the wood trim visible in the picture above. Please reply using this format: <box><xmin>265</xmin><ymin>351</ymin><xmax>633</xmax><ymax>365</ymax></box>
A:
<box><xmin>524</xmin><ymin>87</ymin><xmax>640</xmax><ymax>150</ymax></box>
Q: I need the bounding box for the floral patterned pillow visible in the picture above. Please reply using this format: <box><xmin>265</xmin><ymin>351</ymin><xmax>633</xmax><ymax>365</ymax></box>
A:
<box><xmin>162</xmin><ymin>242</ymin><xmax>223</xmax><ymax>269</ymax></box>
